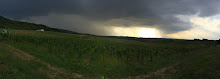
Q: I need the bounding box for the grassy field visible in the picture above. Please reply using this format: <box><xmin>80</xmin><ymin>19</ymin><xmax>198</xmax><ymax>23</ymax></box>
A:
<box><xmin>0</xmin><ymin>29</ymin><xmax>219</xmax><ymax>79</ymax></box>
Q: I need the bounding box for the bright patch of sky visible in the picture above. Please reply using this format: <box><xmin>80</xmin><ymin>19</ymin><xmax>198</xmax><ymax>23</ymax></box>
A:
<box><xmin>166</xmin><ymin>15</ymin><xmax>220</xmax><ymax>40</ymax></box>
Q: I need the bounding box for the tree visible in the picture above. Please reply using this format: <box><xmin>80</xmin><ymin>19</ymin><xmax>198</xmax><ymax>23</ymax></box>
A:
<box><xmin>218</xmin><ymin>39</ymin><xmax>220</xmax><ymax>44</ymax></box>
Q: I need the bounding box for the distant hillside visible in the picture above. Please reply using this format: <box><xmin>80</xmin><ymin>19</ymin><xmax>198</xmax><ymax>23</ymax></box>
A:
<box><xmin>0</xmin><ymin>16</ymin><xmax>77</xmax><ymax>34</ymax></box>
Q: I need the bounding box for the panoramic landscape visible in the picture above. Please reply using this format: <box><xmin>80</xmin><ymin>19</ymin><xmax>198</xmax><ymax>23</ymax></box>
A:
<box><xmin>1</xmin><ymin>0</ymin><xmax>220</xmax><ymax>79</ymax></box>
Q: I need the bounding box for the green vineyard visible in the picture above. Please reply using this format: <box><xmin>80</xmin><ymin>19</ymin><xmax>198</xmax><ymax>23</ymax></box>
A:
<box><xmin>0</xmin><ymin>29</ymin><xmax>218</xmax><ymax>79</ymax></box>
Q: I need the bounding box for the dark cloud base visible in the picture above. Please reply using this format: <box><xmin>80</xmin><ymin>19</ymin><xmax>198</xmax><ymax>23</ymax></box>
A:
<box><xmin>1</xmin><ymin>0</ymin><xmax>220</xmax><ymax>34</ymax></box>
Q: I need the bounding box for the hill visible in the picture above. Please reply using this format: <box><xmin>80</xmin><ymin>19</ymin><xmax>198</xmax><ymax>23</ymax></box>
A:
<box><xmin>0</xmin><ymin>16</ymin><xmax>77</xmax><ymax>34</ymax></box>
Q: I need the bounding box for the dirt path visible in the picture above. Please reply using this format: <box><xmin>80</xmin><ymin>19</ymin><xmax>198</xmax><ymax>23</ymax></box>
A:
<box><xmin>120</xmin><ymin>63</ymin><xmax>177</xmax><ymax>79</ymax></box>
<box><xmin>0</xmin><ymin>42</ymin><xmax>82</xmax><ymax>79</ymax></box>
<box><xmin>122</xmin><ymin>46</ymin><xmax>220</xmax><ymax>79</ymax></box>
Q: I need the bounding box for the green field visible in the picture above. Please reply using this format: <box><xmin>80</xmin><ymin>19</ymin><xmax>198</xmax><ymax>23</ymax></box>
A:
<box><xmin>0</xmin><ymin>29</ymin><xmax>219</xmax><ymax>79</ymax></box>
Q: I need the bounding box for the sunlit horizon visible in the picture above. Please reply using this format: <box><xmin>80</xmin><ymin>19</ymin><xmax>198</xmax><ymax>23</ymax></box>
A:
<box><xmin>138</xmin><ymin>28</ymin><xmax>156</xmax><ymax>38</ymax></box>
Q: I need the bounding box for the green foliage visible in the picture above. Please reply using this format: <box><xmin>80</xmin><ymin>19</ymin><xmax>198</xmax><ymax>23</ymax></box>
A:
<box><xmin>2</xmin><ymin>29</ymin><xmax>215</xmax><ymax>78</ymax></box>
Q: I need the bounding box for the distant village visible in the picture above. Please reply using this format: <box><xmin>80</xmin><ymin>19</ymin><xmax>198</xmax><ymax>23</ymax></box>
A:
<box><xmin>193</xmin><ymin>38</ymin><xmax>220</xmax><ymax>41</ymax></box>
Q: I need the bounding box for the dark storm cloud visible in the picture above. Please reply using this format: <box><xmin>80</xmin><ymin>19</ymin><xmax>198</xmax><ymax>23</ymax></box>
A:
<box><xmin>0</xmin><ymin>0</ymin><xmax>82</xmax><ymax>19</ymax></box>
<box><xmin>1</xmin><ymin>0</ymin><xmax>220</xmax><ymax>34</ymax></box>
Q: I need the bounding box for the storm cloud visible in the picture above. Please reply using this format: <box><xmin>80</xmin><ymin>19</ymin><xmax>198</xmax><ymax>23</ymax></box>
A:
<box><xmin>1</xmin><ymin>0</ymin><xmax>220</xmax><ymax>35</ymax></box>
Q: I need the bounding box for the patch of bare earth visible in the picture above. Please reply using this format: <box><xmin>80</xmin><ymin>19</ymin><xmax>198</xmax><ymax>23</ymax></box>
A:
<box><xmin>0</xmin><ymin>42</ymin><xmax>82</xmax><ymax>79</ymax></box>
<box><xmin>120</xmin><ymin>63</ymin><xmax>178</xmax><ymax>79</ymax></box>
<box><xmin>38</xmin><ymin>62</ymin><xmax>82</xmax><ymax>79</ymax></box>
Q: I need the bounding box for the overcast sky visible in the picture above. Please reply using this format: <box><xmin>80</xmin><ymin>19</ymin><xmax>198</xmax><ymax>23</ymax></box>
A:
<box><xmin>1</xmin><ymin>0</ymin><xmax>220</xmax><ymax>39</ymax></box>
